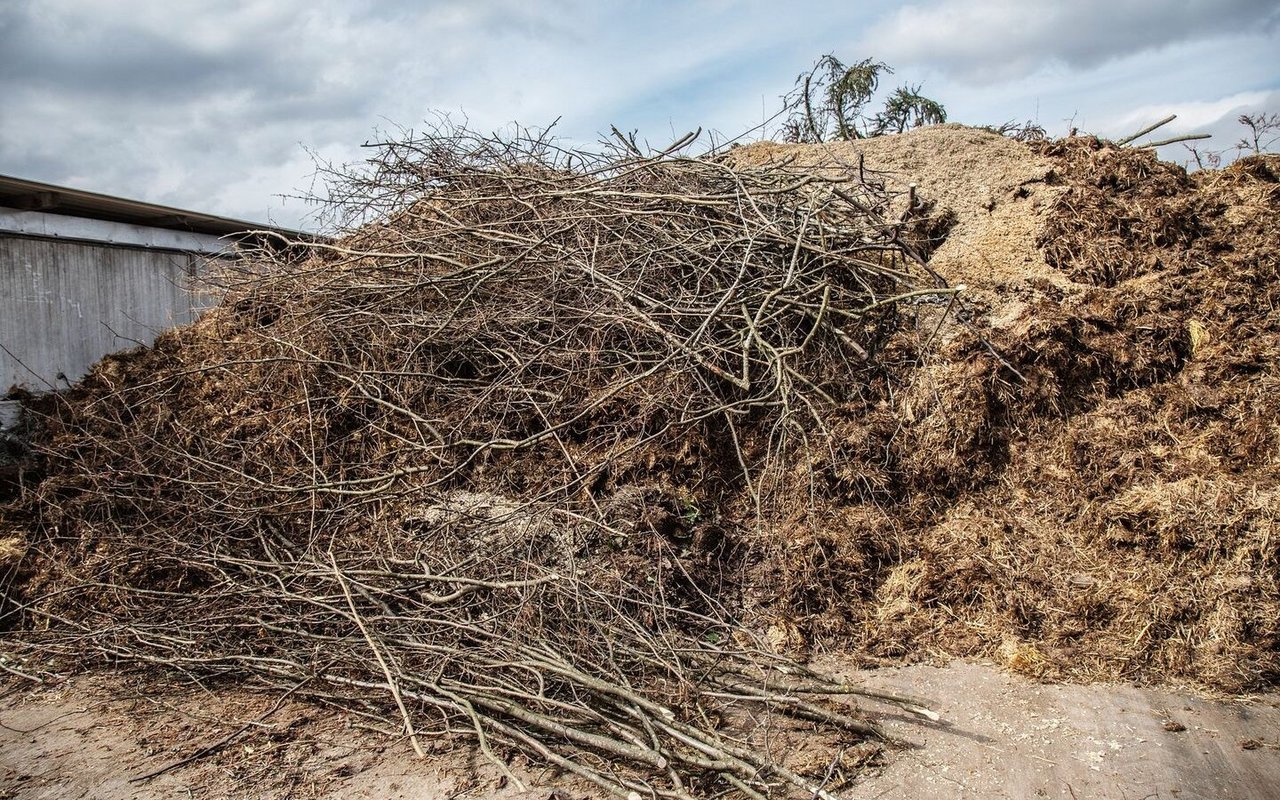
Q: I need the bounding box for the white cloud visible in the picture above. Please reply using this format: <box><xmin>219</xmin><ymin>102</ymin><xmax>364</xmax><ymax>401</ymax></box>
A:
<box><xmin>1133</xmin><ymin>89</ymin><xmax>1280</xmax><ymax>165</ymax></box>
<box><xmin>0</xmin><ymin>1</ymin><xmax>1277</xmax><ymax>229</ymax></box>
<box><xmin>1109</xmin><ymin>90</ymin><xmax>1274</xmax><ymax>136</ymax></box>
<box><xmin>860</xmin><ymin>0</ymin><xmax>1280</xmax><ymax>83</ymax></box>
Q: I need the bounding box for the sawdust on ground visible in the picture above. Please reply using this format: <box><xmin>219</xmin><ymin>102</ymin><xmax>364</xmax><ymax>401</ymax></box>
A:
<box><xmin>730</xmin><ymin>124</ymin><xmax>1075</xmax><ymax>305</ymax></box>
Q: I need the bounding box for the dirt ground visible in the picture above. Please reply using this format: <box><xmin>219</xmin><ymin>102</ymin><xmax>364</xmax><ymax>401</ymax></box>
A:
<box><xmin>0</xmin><ymin>669</ymin><xmax>589</xmax><ymax>800</ymax></box>
<box><xmin>2</xmin><ymin>660</ymin><xmax>1276</xmax><ymax>800</ymax></box>
<box><xmin>837</xmin><ymin>661</ymin><xmax>1280</xmax><ymax>800</ymax></box>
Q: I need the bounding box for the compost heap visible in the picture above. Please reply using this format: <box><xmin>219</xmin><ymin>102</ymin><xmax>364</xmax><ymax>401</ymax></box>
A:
<box><xmin>1</xmin><ymin>124</ymin><xmax>1277</xmax><ymax>797</ymax></box>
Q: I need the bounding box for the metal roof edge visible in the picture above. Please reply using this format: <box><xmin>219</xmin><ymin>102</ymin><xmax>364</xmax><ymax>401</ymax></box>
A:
<box><xmin>0</xmin><ymin>208</ymin><xmax>234</xmax><ymax>254</ymax></box>
<box><xmin>0</xmin><ymin>173</ymin><xmax>322</xmax><ymax>242</ymax></box>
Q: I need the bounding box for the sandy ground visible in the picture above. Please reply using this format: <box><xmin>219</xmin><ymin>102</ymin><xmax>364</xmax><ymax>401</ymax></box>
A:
<box><xmin>837</xmin><ymin>660</ymin><xmax>1280</xmax><ymax>800</ymax></box>
<box><xmin>1</xmin><ymin>660</ymin><xmax>1276</xmax><ymax>799</ymax></box>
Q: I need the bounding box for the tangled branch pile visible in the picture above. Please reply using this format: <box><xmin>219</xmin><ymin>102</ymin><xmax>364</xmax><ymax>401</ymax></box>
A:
<box><xmin>1</xmin><ymin>126</ymin><xmax>953</xmax><ymax>798</ymax></box>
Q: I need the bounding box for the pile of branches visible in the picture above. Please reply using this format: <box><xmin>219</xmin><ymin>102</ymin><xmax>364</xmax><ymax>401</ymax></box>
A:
<box><xmin>3</xmin><ymin>124</ymin><xmax>952</xmax><ymax>797</ymax></box>
<box><xmin>219</xmin><ymin>123</ymin><xmax>955</xmax><ymax>507</ymax></box>
<box><xmin>20</xmin><ymin>497</ymin><xmax>940</xmax><ymax>798</ymax></box>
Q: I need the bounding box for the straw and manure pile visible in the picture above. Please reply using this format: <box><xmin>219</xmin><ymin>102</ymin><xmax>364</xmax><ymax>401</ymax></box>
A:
<box><xmin>1</xmin><ymin>124</ymin><xmax>1276</xmax><ymax>796</ymax></box>
<box><xmin>736</xmin><ymin>131</ymin><xmax>1278</xmax><ymax>693</ymax></box>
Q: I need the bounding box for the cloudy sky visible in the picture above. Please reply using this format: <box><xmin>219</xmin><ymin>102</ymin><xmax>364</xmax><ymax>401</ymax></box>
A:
<box><xmin>2</xmin><ymin>0</ymin><xmax>1277</xmax><ymax>230</ymax></box>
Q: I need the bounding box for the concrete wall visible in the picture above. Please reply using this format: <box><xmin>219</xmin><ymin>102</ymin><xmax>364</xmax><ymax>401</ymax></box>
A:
<box><xmin>1</xmin><ymin>234</ymin><xmax>214</xmax><ymax>391</ymax></box>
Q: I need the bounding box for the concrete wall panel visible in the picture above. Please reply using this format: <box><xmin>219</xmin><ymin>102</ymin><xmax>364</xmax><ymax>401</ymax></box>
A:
<box><xmin>1</xmin><ymin>235</ymin><xmax>210</xmax><ymax>391</ymax></box>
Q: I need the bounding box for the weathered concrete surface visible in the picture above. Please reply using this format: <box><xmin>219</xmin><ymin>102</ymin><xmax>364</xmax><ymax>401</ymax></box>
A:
<box><xmin>0</xmin><ymin>234</ymin><xmax>213</xmax><ymax>391</ymax></box>
<box><xmin>0</xmin><ymin>400</ymin><xmax>19</xmax><ymax>430</ymax></box>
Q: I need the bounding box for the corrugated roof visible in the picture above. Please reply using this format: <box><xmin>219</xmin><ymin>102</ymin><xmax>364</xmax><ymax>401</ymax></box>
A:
<box><xmin>0</xmin><ymin>173</ymin><xmax>316</xmax><ymax>241</ymax></box>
